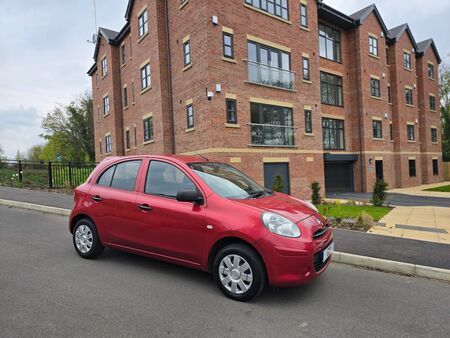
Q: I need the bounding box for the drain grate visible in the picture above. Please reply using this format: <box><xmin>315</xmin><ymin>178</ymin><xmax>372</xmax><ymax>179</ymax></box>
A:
<box><xmin>395</xmin><ymin>224</ymin><xmax>448</xmax><ymax>234</ymax></box>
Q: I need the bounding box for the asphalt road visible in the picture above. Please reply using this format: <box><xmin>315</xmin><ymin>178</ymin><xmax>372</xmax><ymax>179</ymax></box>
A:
<box><xmin>327</xmin><ymin>192</ymin><xmax>450</xmax><ymax>207</ymax></box>
<box><xmin>1</xmin><ymin>205</ymin><xmax>449</xmax><ymax>338</ymax></box>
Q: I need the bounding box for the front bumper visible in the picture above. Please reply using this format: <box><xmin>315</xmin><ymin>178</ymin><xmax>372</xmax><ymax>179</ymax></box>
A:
<box><xmin>256</xmin><ymin>229</ymin><xmax>333</xmax><ymax>287</ymax></box>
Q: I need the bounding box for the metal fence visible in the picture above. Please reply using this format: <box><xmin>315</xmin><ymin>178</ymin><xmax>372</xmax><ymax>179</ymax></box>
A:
<box><xmin>0</xmin><ymin>160</ymin><xmax>97</xmax><ymax>189</ymax></box>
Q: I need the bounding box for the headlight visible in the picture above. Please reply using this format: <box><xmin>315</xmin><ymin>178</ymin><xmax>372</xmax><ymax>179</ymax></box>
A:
<box><xmin>261</xmin><ymin>212</ymin><xmax>301</xmax><ymax>238</ymax></box>
<box><xmin>303</xmin><ymin>200</ymin><xmax>318</xmax><ymax>213</ymax></box>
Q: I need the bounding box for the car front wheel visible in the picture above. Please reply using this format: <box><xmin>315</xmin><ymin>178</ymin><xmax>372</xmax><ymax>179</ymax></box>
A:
<box><xmin>213</xmin><ymin>243</ymin><xmax>266</xmax><ymax>301</ymax></box>
<box><xmin>73</xmin><ymin>218</ymin><xmax>104</xmax><ymax>259</ymax></box>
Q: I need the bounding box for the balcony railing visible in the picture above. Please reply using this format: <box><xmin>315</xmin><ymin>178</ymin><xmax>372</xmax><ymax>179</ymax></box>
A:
<box><xmin>247</xmin><ymin>60</ymin><xmax>295</xmax><ymax>90</ymax></box>
<box><xmin>249</xmin><ymin>123</ymin><xmax>296</xmax><ymax>146</ymax></box>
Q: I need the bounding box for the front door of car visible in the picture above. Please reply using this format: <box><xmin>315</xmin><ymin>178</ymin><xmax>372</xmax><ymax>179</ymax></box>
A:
<box><xmin>88</xmin><ymin>160</ymin><xmax>143</xmax><ymax>247</ymax></box>
<box><xmin>134</xmin><ymin>160</ymin><xmax>206</xmax><ymax>265</ymax></box>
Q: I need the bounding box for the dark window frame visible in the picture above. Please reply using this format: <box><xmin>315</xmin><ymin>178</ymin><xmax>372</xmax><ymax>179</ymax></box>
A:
<box><xmin>319</xmin><ymin>23</ymin><xmax>342</xmax><ymax>63</ymax></box>
<box><xmin>408</xmin><ymin>159</ymin><xmax>416</xmax><ymax>177</ymax></box>
<box><xmin>431</xmin><ymin>128</ymin><xmax>438</xmax><ymax>143</ymax></box>
<box><xmin>143</xmin><ymin>117</ymin><xmax>154</xmax><ymax>142</ymax></box>
<box><xmin>223</xmin><ymin>32</ymin><xmax>234</xmax><ymax>59</ymax></box>
<box><xmin>186</xmin><ymin>104</ymin><xmax>194</xmax><ymax>129</ymax></box>
<box><xmin>371</xmin><ymin>78</ymin><xmax>381</xmax><ymax>98</ymax></box>
<box><xmin>322</xmin><ymin>118</ymin><xmax>345</xmax><ymax>150</ymax></box>
<box><xmin>103</xmin><ymin>96</ymin><xmax>110</xmax><ymax>115</ymax></box>
<box><xmin>140</xmin><ymin>63</ymin><xmax>151</xmax><ymax>91</ymax></box>
<box><xmin>101</xmin><ymin>57</ymin><xmax>107</xmax><ymax>77</ymax></box>
<box><xmin>125</xmin><ymin>129</ymin><xmax>130</xmax><ymax>150</ymax></box>
<box><xmin>403</xmin><ymin>52</ymin><xmax>411</xmax><ymax>69</ymax></box>
<box><xmin>405</xmin><ymin>88</ymin><xmax>413</xmax><ymax>105</ymax></box>
<box><xmin>245</xmin><ymin>0</ymin><xmax>289</xmax><ymax>20</ymax></box>
<box><xmin>300</xmin><ymin>4</ymin><xmax>308</xmax><ymax>28</ymax></box>
<box><xmin>105</xmin><ymin>135</ymin><xmax>112</xmax><ymax>153</ymax></box>
<box><xmin>388</xmin><ymin>85</ymin><xmax>392</xmax><ymax>104</ymax></box>
<box><xmin>123</xmin><ymin>86</ymin><xmax>128</xmax><ymax>107</ymax></box>
<box><xmin>429</xmin><ymin>95</ymin><xmax>436</xmax><ymax>111</ymax></box>
<box><xmin>407</xmin><ymin>124</ymin><xmax>415</xmax><ymax>141</ymax></box>
<box><xmin>372</xmin><ymin>120</ymin><xmax>382</xmax><ymax>139</ymax></box>
<box><xmin>121</xmin><ymin>45</ymin><xmax>126</xmax><ymax>65</ymax></box>
<box><xmin>428</xmin><ymin>63</ymin><xmax>435</xmax><ymax>79</ymax></box>
<box><xmin>369</xmin><ymin>36</ymin><xmax>378</xmax><ymax>56</ymax></box>
<box><xmin>389</xmin><ymin>123</ymin><xmax>393</xmax><ymax>141</ymax></box>
<box><xmin>302</xmin><ymin>57</ymin><xmax>310</xmax><ymax>81</ymax></box>
<box><xmin>138</xmin><ymin>9</ymin><xmax>148</xmax><ymax>38</ymax></box>
<box><xmin>304</xmin><ymin>109</ymin><xmax>312</xmax><ymax>134</ymax></box>
<box><xmin>226</xmin><ymin>98</ymin><xmax>237</xmax><ymax>124</ymax></box>
<box><xmin>432</xmin><ymin>159</ymin><xmax>439</xmax><ymax>175</ymax></box>
<box><xmin>320</xmin><ymin>72</ymin><xmax>343</xmax><ymax>107</ymax></box>
<box><xmin>183</xmin><ymin>40</ymin><xmax>191</xmax><ymax>66</ymax></box>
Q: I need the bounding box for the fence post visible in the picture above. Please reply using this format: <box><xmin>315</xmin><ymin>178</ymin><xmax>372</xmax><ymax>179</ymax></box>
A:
<box><xmin>48</xmin><ymin>162</ymin><xmax>53</xmax><ymax>189</ymax></box>
<box><xmin>18</xmin><ymin>160</ymin><xmax>23</xmax><ymax>183</ymax></box>
<box><xmin>68</xmin><ymin>162</ymin><xmax>73</xmax><ymax>187</ymax></box>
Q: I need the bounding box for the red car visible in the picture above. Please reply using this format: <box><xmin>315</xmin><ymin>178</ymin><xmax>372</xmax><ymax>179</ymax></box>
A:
<box><xmin>69</xmin><ymin>155</ymin><xmax>333</xmax><ymax>301</ymax></box>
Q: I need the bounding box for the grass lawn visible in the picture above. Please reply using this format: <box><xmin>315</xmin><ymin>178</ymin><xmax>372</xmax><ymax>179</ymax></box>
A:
<box><xmin>317</xmin><ymin>204</ymin><xmax>392</xmax><ymax>221</ymax></box>
<box><xmin>423</xmin><ymin>185</ymin><xmax>450</xmax><ymax>192</ymax></box>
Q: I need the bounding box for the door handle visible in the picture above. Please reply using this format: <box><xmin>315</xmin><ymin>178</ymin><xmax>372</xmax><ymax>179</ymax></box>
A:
<box><xmin>91</xmin><ymin>195</ymin><xmax>103</xmax><ymax>202</ymax></box>
<box><xmin>138</xmin><ymin>203</ymin><xmax>152</xmax><ymax>211</ymax></box>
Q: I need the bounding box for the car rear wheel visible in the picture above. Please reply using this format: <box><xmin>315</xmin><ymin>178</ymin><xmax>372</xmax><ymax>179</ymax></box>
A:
<box><xmin>213</xmin><ymin>244</ymin><xmax>266</xmax><ymax>301</ymax></box>
<box><xmin>73</xmin><ymin>218</ymin><xmax>104</xmax><ymax>259</ymax></box>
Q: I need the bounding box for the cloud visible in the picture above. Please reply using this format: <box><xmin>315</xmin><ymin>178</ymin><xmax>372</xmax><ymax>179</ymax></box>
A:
<box><xmin>0</xmin><ymin>106</ymin><xmax>43</xmax><ymax>158</ymax></box>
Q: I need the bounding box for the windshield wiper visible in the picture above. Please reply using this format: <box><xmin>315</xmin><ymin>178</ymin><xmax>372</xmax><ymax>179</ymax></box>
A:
<box><xmin>247</xmin><ymin>190</ymin><xmax>265</xmax><ymax>199</ymax></box>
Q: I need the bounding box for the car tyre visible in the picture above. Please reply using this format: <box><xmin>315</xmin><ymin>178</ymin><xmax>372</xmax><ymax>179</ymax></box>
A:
<box><xmin>73</xmin><ymin>218</ymin><xmax>104</xmax><ymax>259</ymax></box>
<box><xmin>213</xmin><ymin>243</ymin><xmax>266</xmax><ymax>301</ymax></box>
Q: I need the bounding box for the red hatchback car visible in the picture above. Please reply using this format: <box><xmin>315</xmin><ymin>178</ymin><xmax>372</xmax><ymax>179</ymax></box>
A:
<box><xmin>70</xmin><ymin>155</ymin><xmax>333</xmax><ymax>301</ymax></box>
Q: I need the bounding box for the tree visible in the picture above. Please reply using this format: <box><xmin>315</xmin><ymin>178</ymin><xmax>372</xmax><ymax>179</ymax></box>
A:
<box><xmin>41</xmin><ymin>92</ymin><xmax>94</xmax><ymax>162</ymax></box>
<box><xmin>27</xmin><ymin>145</ymin><xmax>45</xmax><ymax>162</ymax></box>
<box><xmin>0</xmin><ymin>144</ymin><xmax>4</xmax><ymax>158</ymax></box>
<box><xmin>310</xmin><ymin>182</ymin><xmax>322</xmax><ymax>205</ymax></box>
<box><xmin>440</xmin><ymin>63</ymin><xmax>450</xmax><ymax>161</ymax></box>
<box><xmin>372</xmin><ymin>179</ymin><xmax>388</xmax><ymax>207</ymax></box>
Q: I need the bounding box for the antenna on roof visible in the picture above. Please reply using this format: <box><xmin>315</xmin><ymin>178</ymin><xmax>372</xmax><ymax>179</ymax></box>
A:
<box><xmin>196</xmin><ymin>154</ymin><xmax>209</xmax><ymax>161</ymax></box>
<box><xmin>87</xmin><ymin>0</ymin><xmax>98</xmax><ymax>44</ymax></box>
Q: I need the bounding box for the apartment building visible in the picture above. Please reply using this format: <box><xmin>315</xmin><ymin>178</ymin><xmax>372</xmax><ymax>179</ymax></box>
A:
<box><xmin>87</xmin><ymin>0</ymin><xmax>442</xmax><ymax>199</ymax></box>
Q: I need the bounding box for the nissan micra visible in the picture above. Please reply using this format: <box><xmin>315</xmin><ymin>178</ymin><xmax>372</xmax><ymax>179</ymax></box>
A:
<box><xmin>70</xmin><ymin>155</ymin><xmax>333</xmax><ymax>301</ymax></box>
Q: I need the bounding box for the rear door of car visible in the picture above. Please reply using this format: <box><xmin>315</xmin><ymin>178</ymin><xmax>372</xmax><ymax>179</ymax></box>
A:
<box><xmin>134</xmin><ymin>159</ymin><xmax>206</xmax><ymax>265</ymax></box>
<box><xmin>88</xmin><ymin>159</ymin><xmax>143</xmax><ymax>247</ymax></box>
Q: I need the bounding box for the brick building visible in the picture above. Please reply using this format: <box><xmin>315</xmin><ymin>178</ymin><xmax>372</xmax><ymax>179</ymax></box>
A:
<box><xmin>87</xmin><ymin>0</ymin><xmax>443</xmax><ymax>198</ymax></box>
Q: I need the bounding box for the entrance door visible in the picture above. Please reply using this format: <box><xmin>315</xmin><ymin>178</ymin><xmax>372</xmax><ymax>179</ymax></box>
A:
<box><xmin>264</xmin><ymin>162</ymin><xmax>290</xmax><ymax>194</ymax></box>
<box><xmin>375</xmin><ymin>160</ymin><xmax>384</xmax><ymax>180</ymax></box>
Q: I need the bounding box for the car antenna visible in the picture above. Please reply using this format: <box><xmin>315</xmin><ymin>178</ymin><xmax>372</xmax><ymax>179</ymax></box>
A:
<box><xmin>197</xmin><ymin>153</ymin><xmax>209</xmax><ymax>161</ymax></box>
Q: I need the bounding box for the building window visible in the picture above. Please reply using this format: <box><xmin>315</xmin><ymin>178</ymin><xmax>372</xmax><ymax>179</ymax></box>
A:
<box><xmin>405</xmin><ymin>88</ymin><xmax>413</xmax><ymax>105</ymax></box>
<box><xmin>319</xmin><ymin>23</ymin><xmax>341</xmax><ymax>63</ymax></box>
<box><xmin>143</xmin><ymin>117</ymin><xmax>153</xmax><ymax>142</ymax></box>
<box><xmin>302</xmin><ymin>57</ymin><xmax>310</xmax><ymax>81</ymax></box>
<box><xmin>245</xmin><ymin>0</ymin><xmax>289</xmax><ymax>20</ymax></box>
<box><xmin>300</xmin><ymin>4</ymin><xmax>308</xmax><ymax>28</ymax></box>
<box><xmin>134</xmin><ymin>126</ymin><xmax>137</xmax><ymax>147</ymax></box>
<box><xmin>429</xmin><ymin>95</ymin><xmax>436</xmax><ymax>111</ymax></box>
<box><xmin>131</xmin><ymin>81</ymin><xmax>135</xmax><ymax>103</ymax></box>
<box><xmin>223</xmin><ymin>32</ymin><xmax>234</xmax><ymax>59</ymax></box>
<box><xmin>320</xmin><ymin>72</ymin><xmax>343</xmax><ymax>106</ymax></box>
<box><xmin>226</xmin><ymin>98</ymin><xmax>237</xmax><ymax>124</ymax></box>
<box><xmin>125</xmin><ymin>130</ymin><xmax>130</xmax><ymax>150</ymax></box>
<box><xmin>403</xmin><ymin>52</ymin><xmax>411</xmax><ymax>69</ymax></box>
<box><xmin>432</xmin><ymin>159</ymin><xmax>439</xmax><ymax>175</ymax></box>
<box><xmin>250</xmin><ymin>103</ymin><xmax>294</xmax><ymax>146</ymax></box>
<box><xmin>99</xmin><ymin>140</ymin><xmax>102</xmax><ymax>155</ymax></box>
<box><xmin>409</xmin><ymin>160</ymin><xmax>416</xmax><ymax>177</ymax></box>
<box><xmin>388</xmin><ymin>85</ymin><xmax>392</xmax><ymax>104</ymax></box>
<box><xmin>389</xmin><ymin>123</ymin><xmax>393</xmax><ymax>141</ymax></box>
<box><xmin>371</xmin><ymin>78</ymin><xmax>381</xmax><ymax>98</ymax></box>
<box><xmin>183</xmin><ymin>40</ymin><xmax>191</xmax><ymax>66</ymax></box>
<box><xmin>186</xmin><ymin>104</ymin><xmax>194</xmax><ymax>129</ymax></box>
<box><xmin>180</xmin><ymin>0</ymin><xmax>188</xmax><ymax>6</ymax></box>
<box><xmin>369</xmin><ymin>36</ymin><xmax>378</xmax><ymax>56</ymax></box>
<box><xmin>247</xmin><ymin>41</ymin><xmax>293</xmax><ymax>89</ymax></box>
<box><xmin>386</xmin><ymin>48</ymin><xmax>390</xmax><ymax>65</ymax></box>
<box><xmin>140</xmin><ymin>63</ymin><xmax>151</xmax><ymax>90</ymax></box>
<box><xmin>431</xmin><ymin>128</ymin><xmax>438</xmax><ymax>143</ymax></box>
<box><xmin>304</xmin><ymin>109</ymin><xmax>312</xmax><ymax>134</ymax></box>
<box><xmin>123</xmin><ymin>87</ymin><xmax>128</xmax><ymax>107</ymax></box>
<box><xmin>373</xmin><ymin>120</ymin><xmax>382</xmax><ymax>139</ymax></box>
<box><xmin>103</xmin><ymin>96</ymin><xmax>110</xmax><ymax>115</ymax></box>
<box><xmin>407</xmin><ymin>124</ymin><xmax>415</xmax><ymax>141</ymax></box>
<box><xmin>105</xmin><ymin>135</ymin><xmax>112</xmax><ymax>154</ymax></box>
<box><xmin>428</xmin><ymin>63</ymin><xmax>435</xmax><ymax>79</ymax></box>
<box><xmin>121</xmin><ymin>45</ymin><xmax>126</xmax><ymax>65</ymax></box>
<box><xmin>322</xmin><ymin>118</ymin><xmax>345</xmax><ymax>150</ymax></box>
<box><xmin>138</xmin><ymin>9</ymin><xmax>148</xmax><ymax>38</ymax></box>
<box><xmin>101</xmin><ymin>57</ymin><xmax>107</xmax><ymax>77</ymax></box>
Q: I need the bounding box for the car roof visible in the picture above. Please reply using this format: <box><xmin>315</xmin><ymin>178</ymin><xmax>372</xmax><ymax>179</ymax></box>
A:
<box><xmin>98</xmin><ymin>154</ymin><xmax>217</xmax><ymax>165</ymax></box>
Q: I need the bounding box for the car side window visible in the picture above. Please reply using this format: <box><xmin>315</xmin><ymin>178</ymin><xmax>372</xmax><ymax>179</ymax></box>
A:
<box><xmin>97</xmin><ymin>165</ymin><xmax>116</xmax><ymax>187</ymax></box>
<box><xmin>145</xmin><ymin>161</ymin><xmax>196</xmax><ymax>198</ymax></box>
<box><xmin>96</xmin><ymin>160</ymin><xmax>142</xmax><ymax>191</ymax></box>
<box><xmin>110</xmin><ymin>160</ymin><xmax>142</xmax><ymax>191</ymax></box>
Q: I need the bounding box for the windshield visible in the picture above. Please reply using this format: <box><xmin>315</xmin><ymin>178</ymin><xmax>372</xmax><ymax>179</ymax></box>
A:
<box><xmin>188</xmin><ymin>162</ymin><xmax>268</xmax><ymax>199</ymax></box>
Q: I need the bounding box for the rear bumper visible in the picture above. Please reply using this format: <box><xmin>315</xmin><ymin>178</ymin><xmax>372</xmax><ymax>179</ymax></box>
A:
<box><xmin>257</xmin><ymin>230</ymin><xmax>333</xmax><ymax>287</ymax></box>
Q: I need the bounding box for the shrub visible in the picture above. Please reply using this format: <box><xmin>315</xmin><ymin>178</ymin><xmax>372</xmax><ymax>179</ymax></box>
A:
<box><xmin>372</xmin><ymin>179</ymin><xmax>388</xmax><ymax>206</ymax></box>
<box><xmin>356</xmin><ymin>211</ymin><xmax>374</xmax><ymax>229</ymax></box>
<box><xmin>310</xmin><ymin>181</ymin><xmax>322</xmax><ymax>205</ymax></box>
<box><xmin>272</xmin><ymin>174</ymin><xmax>284</xmax><ymax>192</ymax></box>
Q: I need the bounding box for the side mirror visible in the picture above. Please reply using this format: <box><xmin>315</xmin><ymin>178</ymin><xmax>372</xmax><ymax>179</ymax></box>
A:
<box><xmin>176</xmin><ymin>190</ymin><xmax>204</xmax><ymax>204</ymax></box>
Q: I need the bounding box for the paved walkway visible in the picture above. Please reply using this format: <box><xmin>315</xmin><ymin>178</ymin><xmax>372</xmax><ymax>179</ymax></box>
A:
<box><xmin>370</xmin><ymin>206</ymin><xmax>450</xmax><ymax>244</ymax></box>
<box><xmin>0</xmin><ymin>186</ymin><xmax>449</xmax><ymax>269</ymax></box>
<box><xmin>387</xmin><ymin>182</ymin><xmax>450</xmax><ymax>198</ymax></box>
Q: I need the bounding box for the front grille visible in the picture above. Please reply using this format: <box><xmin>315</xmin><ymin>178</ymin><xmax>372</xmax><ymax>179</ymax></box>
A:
<box><xmin>313</xmin><ymin>225</ymin><xmax>329</xmax><ymax>239</ymax></box>
<box><xmin>314</xmin><ymin>246</ymin><xmax>331</xmax><ymax>272</ymax></box>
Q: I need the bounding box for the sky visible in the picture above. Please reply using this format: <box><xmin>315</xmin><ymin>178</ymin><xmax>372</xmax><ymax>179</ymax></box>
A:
<box><xmin>0</xmin><ymin>0</ymin><xmax>449</xmax><ymax>159</ymax></box>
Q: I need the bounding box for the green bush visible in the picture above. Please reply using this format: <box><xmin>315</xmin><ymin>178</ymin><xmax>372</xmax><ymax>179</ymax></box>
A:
<box><xmin>372</xmin><ymin>179</ymin><xmax>388</xmax><ymax>206</ymax></box>
<box><xmin>272</xmin><ymin>174</ymin><xmax>284</xmax><ymax>192</ymax></box>
<box><xmin>310</xmin><ymin>181</ymin><xmax>322</xmax><ymax>205</ymax></box>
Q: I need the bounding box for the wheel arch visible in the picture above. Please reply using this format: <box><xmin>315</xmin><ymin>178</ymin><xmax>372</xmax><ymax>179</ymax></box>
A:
<box><xmin>69</xmin><ymin>213</ymin><xmax>95</xmax><ymax>234</ymax></box>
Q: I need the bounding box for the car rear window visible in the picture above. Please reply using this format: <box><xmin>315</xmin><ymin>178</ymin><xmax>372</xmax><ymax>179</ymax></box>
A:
<box><xmin>97</xmin><ymin>160</ymin><xmax>142</xmax><ymax>191</ymax></box>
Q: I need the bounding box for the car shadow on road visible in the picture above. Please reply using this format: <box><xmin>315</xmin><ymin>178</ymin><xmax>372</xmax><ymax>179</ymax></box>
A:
<box><xmin>84</xmin><ymin>247</ymin><xmax>328</xmax><ymax>305</ymax></box>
